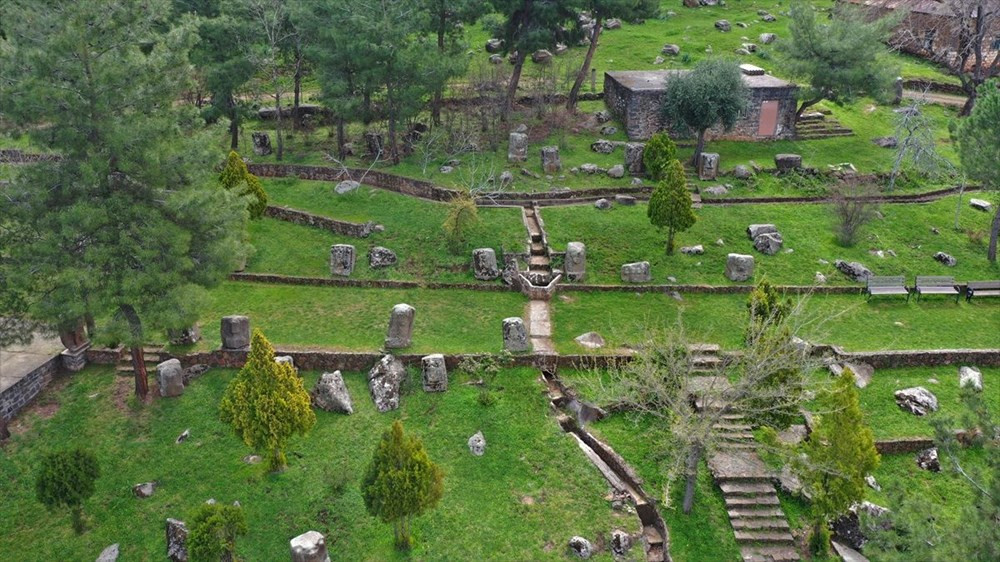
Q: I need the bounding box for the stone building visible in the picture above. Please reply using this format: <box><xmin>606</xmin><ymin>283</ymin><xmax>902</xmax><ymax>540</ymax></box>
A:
<box><xmin>603</xmin><ymin>66</ymin><xmax>799</xmax><ymax>141</ymax></box>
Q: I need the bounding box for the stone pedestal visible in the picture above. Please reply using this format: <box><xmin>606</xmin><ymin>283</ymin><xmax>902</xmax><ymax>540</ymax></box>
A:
<box><xmin>422</xmin><ymin>354</ymin><xmax>448</xmax><ymax>392</ymax></box>
<box><xmin>329</xmin><ymin>244</ymin><xmax>356</xmax><ymax>277</ymax></box>
<box><xmin>472</xmin><ymin>248</ymin><xmax>500</xmax><ymax>280</ymax></box>
<box><xmin>774</xmin><ymin>154</ymin><xmax>802</xmax><ymax>172</ymax></box>
<box><xmin>620</xmin><ymin>261</ymin><xmax>651</xmax><ymax>283</ymax></box>
<box><xmin>166</xmin><ymin>518</ymin><xmax>188</xmax><ymax>562</ymax></box>
<box><xmin>251</xmin><ymin>132</ymin><xmax>271</xmax><ymax>156</ymax></box>
<box><xmin>698</xmin><ymin>152</ymin><xmax>720</xmax><ymax>180</ymax></box>
<box><xmin>60</xmin><ymin>344</ymin><xmax>90</xmax><ymax>373</ymax></box>
<box><xmin>221</xmin><ymin>316</ymin><xmax>250</xmax><ymax>350</ymax></box>
<box><xmin>508</xmin><ymin>132</ymin><xmax>528</xmax><ymax>162</ymax></box>
<box><xmin>725</xmin><ymin>253</ymin><xmax>755</xmax><ymax>282</ymax></box>
<box><xmin>157</xmin><ymin>359</ymin><xmax>185</xmax><ymax>398</ymax></box>
<box><xmin>625</xmin><ymin>143</ymin><xmax>645</xmax><ymax>175</ymax></box>
<box><xmin>565</xmin><ymin>242</ymin><xmax>586</xmax><ymax>281</ymax></box>
<box><xmin>502</xmin><ymin>317</ymin><xmax>531</xmax><ymax>352</ymax></box>
<box><xmin>290</xmin><ymin>531</ymin><xmax>331</xmax><ymax>562</ymax></box>
<box><xmin>385</xmin><ymin>304</ymin><xmax>415</xmax><ymax>349</ymax></box>
<box><xmin>541</xmin><ymin>146</ymin><xmax>561</xmax><ymax>173</ymax></box>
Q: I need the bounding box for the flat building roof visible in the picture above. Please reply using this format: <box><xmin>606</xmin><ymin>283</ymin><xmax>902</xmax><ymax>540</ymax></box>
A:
<box><xmin>606</xmin><ymin>69</ymin><xmax>795</xmax><ymax>91</ymax></box>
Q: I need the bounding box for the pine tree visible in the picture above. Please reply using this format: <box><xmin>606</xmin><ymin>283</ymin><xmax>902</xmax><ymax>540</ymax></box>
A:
<box><xmin>642</xmin><ymin>132</ymin><xmax>678</xmax><ymax>182</ymax></box>
<box><xmin>219</xmin><ymin>330</ymin><xmax>316</xmax><ymax>472</ymax></box>
<box><xmin>803</xmin><ymin>369</ymin><xmax>880</xmax><ymax>554</ymax></box>
<box><xmin>361</xmin><ymin>420</ymin><xmax>444</xmax><ymax>550</ymax></box>
<box><xmin>956</xmin><ymin>79</ymin><xmax>1000</xmax><ymax>262</ymax></box>
<box><xmin>35</xmin><ymin>448</ymin><xmax>100</xmax><ymax>534</ymax></box>
<box><xmin>187</xmin><ymin>502</ymin><xmax>248</xmax><ymax>562</ymax></box>
<box><xmin>220</xmin><ymin>150</ymin><xmax>268</xmax><ymax>219</ymax></box>
<box><xmin>647</xmin><ymin>159</ymin><xmax>695</xmax><ymax>254</ymax></box>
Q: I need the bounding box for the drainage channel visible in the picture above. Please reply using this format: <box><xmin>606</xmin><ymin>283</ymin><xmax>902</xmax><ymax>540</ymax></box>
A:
<box><xmin>540</xmin><ymin>369</ymin><xmax>671</xmax><ymax>562</ymax></box>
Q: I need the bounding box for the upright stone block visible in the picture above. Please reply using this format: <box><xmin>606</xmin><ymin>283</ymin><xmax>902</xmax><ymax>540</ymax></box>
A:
<box><xmin>472</xmin><ymin>248</ymin><xmax>500</xmax><ymax>280</ymax></box>
<box><xmin>507</xmin><ymin>132</ymin><xmax>528</xmax><ymax>162</ymax></box>
<box><xmin>725</xmin><ymin>253</ymin><xmax>755</xmax><ymax>282</ymax></box>
<box><xmin>698</xmin><ymin>152</ymin><xmax>720</xmax><ymax>180</ymax></box>
<box><xmin>541</xmin><ymin>146</ymin><xmax>561</xmax><ymax>173</ymax></box>
<box><xmin>502</xmin><ymin>317</ymin><xmax>531</xmax><ymax>352</ymax></box>
<box><xmin>565</xmin><ymin>242</ymin><xmax>586</xmax><ymax>281</ymax></box>
<box><xmin>620</xmin><ymin>261</ymin><xmax>651</xmax><ymax>283</ymax></box>
<box><xmin>251</xmin><ymin>132</ymin><xmax>271</xmax><ymax>156</ymax></box>
<box><xmin>220</xmin><ymin>316</ymin><xmax>250</xmax><ymax>350</ymax></box>
<box><xmin>329</xmin><ymin>244</ymin><xmax>356</xmax><ymax>277</ymax></box>
<box><xmin>421</xmin><ymin>354</ymin><xmax>448</xmax><ymax>392</ymax></box>
<box><xmin>157</xmin><ymin>359</ymin><xmax>185</xmax><ymax>398</ymax></box>
<box><xmin>290</xmin><ymin>531</ymin><xmax>331</xmax><ymax>562</ymax></box>
<box><xmin>166</xmin><ymin>518</ymin><xmax>188</xmax><ymax>562</ymax></box>
<box><xmin>624</xmin><ymin>143</ymin><xmax>645</xmax><ymax>175</ymax></box>
<box><xmin>385</xmin><ymin>303</ymin><xmax>415</xmax><ymax>349</ymax></box>
<box><xmin>774</xmin><ymin>154</ymin><xmax>802</xmax><ymax>172</ymax></box>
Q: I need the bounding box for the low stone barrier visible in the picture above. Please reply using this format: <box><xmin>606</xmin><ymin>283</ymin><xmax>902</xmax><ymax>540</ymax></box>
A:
<box><xmin>836</xmin><ymin>348</ymin><xmax>1000</xmax><ymax>368</ymax></box>
<box><xmin>874</xmin><ymin>438</ymin><xmax>936</xmax><ymax>455</ymax></box>
<box><xmin>248</xmin><ymin>163</ymin><xmax>463</xmax><ymax>202</ymax></box>
<box><xmin>560</xmin><ymin>283</ymin><xmax>863</xmax><ymax>295</ymax></box>
<box><xmin>229</xmin><ymin>272</ymin><xmax>515</xmax><ymax>292</ymax></box>
<box><xmin>264</xmin><ymin>206</ymin><xmax>377</xmax><ymax>238</ymax></box>
<box><xmin>0</xmin><ymin>149</ymin><xmax>61</xmax><ymax>163</ymax></box>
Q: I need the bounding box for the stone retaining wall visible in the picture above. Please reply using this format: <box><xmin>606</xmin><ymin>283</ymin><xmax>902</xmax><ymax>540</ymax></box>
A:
<box><xmin>0</xmin><ymin>149</ymin><xmax>60</xmax><ymax>163</ymax></box>
<box><xmin>0</xmin><ymin>355</ymin><xmax>61</xmax><ymax>422</ymax></box>
<box><xmin>560</xmin><ymin>283</ymin><xmax>863</xmax><ymax>295</ymax></box>
<box><xmin>248</xmin><ymin>163</ymin><xmax>463</xmax><ymax>202</ymax></box>
<box><xmin>838</xmin><ymin>348</ymin><xmax>1000</xmax><ymax>368</ymax></box>
<box><xmin>874</xmin><ymin>438</ymin><xmax>936</xmax><ymax>455</ymax></box>
<box><xmin>229</xmin><ymin>272</ymin><xmax>514</xmax><ymax>292</ymax></box>
<box><xmin>264</xmin><ymin>206</ymin><xmax>376</xmax><ymax>238</ymax></box>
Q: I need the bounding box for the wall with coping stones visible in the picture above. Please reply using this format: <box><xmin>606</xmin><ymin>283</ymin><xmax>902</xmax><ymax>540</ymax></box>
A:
<box><xmin>264</xmin><ymin>206</ymin><xmax>376</xmax><ymax>238</ymax></box>
<box><xmin>0</xmin><ymin>355</ymin><xmax>61</xmax><ymax>422</ymax></box>
<box><xmin>249</xmin><ymin>163</ymin><xmax>462</xmax><ymax>202</ymax></box>
<box><xmin>229</xmin><ymin>272</ymin><xmax>514</xmax><ymax>292</ymax></box>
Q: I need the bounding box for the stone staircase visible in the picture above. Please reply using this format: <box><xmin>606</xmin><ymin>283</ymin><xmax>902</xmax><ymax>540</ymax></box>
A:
<box><xmin>115</xmin><ymin>347</ymin><xmax>167</xmax><ymax>378</ymax></box>
<box><xmin>522</xmin><ymin>205</ymin><xmax>553</xmax><ymax>286</ymax></box>
<box><xmin>689</xmin><ymin>343</ymin><xmax>722</xmax><ymax>373</ymax></box>
<box><xmin>795</xmin><ymin>110</ymin><xmax>854</xmax><ymax>140</ymax></box>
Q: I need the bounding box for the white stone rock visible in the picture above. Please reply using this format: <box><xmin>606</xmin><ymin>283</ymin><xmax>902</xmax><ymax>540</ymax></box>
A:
<box><xmin>468</xmin><ymin>431</ymin><xmax>486</xmax><ymax>456</ymax></box>
<box><xmin>959</xmin><ymin>366</ymin><xmax>983</xmax><ymax>391</ymax></box>
<box><xmin>290</xmin><ymin>530</ymin><xmax>331</xmax><ymax>562</ymax></box>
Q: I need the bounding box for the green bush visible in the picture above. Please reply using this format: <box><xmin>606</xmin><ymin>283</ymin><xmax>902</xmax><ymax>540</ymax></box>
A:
<box><xmin>642</xmin><ymin>133</ymin><xmax>678</xmax><ymax>182</ymax></box>
<box><xmin>187</xmin><ymin>502</ymin><xmax>248</xmax><ymax>562</ymax></box>
<box><xmin>35</xmin><ymin>448</ymin><xmax>100</xmax><ymax>534</ymax></box>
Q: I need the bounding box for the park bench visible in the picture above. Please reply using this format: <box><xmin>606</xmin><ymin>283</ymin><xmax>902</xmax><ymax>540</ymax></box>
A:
<box><xmin>914</xmin><ymin>276</ymin><xmax>961</xmax><ymax>302</ymax></box>
<box><xmin>966</xmin><ymin>280</ymin><xmax>1000</xmax><ymax>302</ymax></box>
<box><xmin>866</xmin><ymin>275</ymin><xmax>910</xmax><ymax>301</ymax></box>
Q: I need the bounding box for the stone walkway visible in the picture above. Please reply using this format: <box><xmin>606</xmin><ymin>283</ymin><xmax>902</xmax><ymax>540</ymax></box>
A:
<box><xmin>526</xmin><ymin>300</ymin><xmax>554</xmax><ymax>353</ymax></box>
<box><xmin>0</xmin><ymin>333</ymin><xmax>63</xmax><ymax>393</ymax></box>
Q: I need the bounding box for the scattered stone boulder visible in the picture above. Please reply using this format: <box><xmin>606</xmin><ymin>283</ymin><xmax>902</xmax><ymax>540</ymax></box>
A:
<box><xmin>607</xmin><ymin>164</ymin><xmax>625</xmax><ymax>178</ymax></box>
<box><xmin>715</xmin><ymin>20</ymin><xmax>731</xmax><ymax>32</ymax></box>
<box><xmin>610</xmin><ymin>530</ymin><xmax>631</xmax><ymax>556</ymax></box>
<box><xmin>180</xmin><ymin>364</ymin><xmax>208</xmax><ymax>386</ymax></box>
<box><xmin>959</xmin><ymin>366</ymin><xmax>983</xmax><ymax>391</ymax></box>
<box><xmin>594</xmin><ymin>198</ymin><xmax>612</xmax><ymax>210</ymax></box>
<box><xmin>421</xmin><ymin>354</ymin><xmax>448</xmax><ymax>392</ymax></box>
<box><xmin>133</xmin><ymin>482</ymin><xmax>156</xmax><ymax>498</ymax></box>
<box><xmin>933</xmin><ymin>251</ymin><xmax>957</xmax><ymax>267</ymax></box>
<box><xmin>329</xmin><ymin>244</ymin><xmax>356</xmax><ymax>277</ymax></box>
<box><xmin>156</xmin><ymin>359</ymin><xmax>185</xmax><ymax>398</ymax></box>
<box><xmin>541</xmin><ymin>146</ymin><xmax>561</xmax><ymax>173</ymax></box>
<box><xmin>624</xmin><ymin>143</ymin><xmax>645</xmax><ymax>175</ymax></box>
<box><xmin>725</xmin><ymin>253</ymin><xmax>755</xmax><ymax>282</ymax></box>
<box><xmin>168</xmin><ymin>325</ymin><xmax>201</xmax><ymax>346</ymax></box>
<box><xmin>590</xmin><ymin>139</ymin><xmax>615</xmax><ymax>154</ymax></box>
<box><xmin>565</xmin><ymin>242</ymin><xmax>586</xmax><ymax>281</ymax></box>
<box><xmin>835</xmin><ymin>260</ymin><xmax>873</xmax><ymax>282</ymax></box>
<box><xmin>916</xmin><ymin>447</ymin><xmax>940</xmax><ymax>472</ymax></box>
<box><xmin>334</xmin><ymin>180</ymin><xmax>360</xmax><ymax>194</ymax></box>
<box><xmin>681</xmin><ymin>245</ymin><xmax>704</xmax><ymax>255</ymax></box>
<box><xmin>385</xmin><ymin>303</ymin><xmax>415</xmax><ymax>349</ymax></box>
<box><xmin>290</xmin><ymin>530</ymin><xmax>331</xmax><ymax>562</ymax></box>
<box><xmin>575</xmin><ymin>332</ymin><xmax>606</xmax><ymax>349</ymax></box>
<box><xmin>568</xmin><ymin>536</ymin><xmax>594</xmax><ymax>559</ymax></box>
<box><xmin>166</xmin><ymin>518</ymin><xmax>188</xmax><ymax>562</ymax></box>
<box><xmin>774</xmin><ymin>153</ymin><xmax>802</xmax><ymax>171</ymax></box>
<box><xmin>502</xmin><ymin>317</ymin><xmax>531</xmax><ymax>352</ymax></box>
<box><xmin>829</xmin><ymin>362</ymin><xmax>874</xmax><ymax>389</ymax></box>
<box><xmin>759</xmin><ymin>33</ymin><xmax>776</xmax><ymax>44</ymax></box>
<box><xmin>814</xmin><ymin>272</ymin><xmax>827</xmax><ymax>284</ymax></box>
<box><xmin>866</xmin><ymin>475</ymin><xmax>881</xmax><ymax>491</ymax></box>
<box><xmin>489</xmin><ymin>54</ymin><xmax>503</xmax><ymax>64</ymax></box>
<box><xmin>734</xmin><ymin>47</ymin><xmax>751</xmax><ymax>56</ymax></box>
<box><xmin>368</xmin><ymin>355</ymin><xmax>406</xmax><ymax>412</ymax></box>
<box><xmin>508</xmin><ymin>132</ymin><xmax>528</xmax><ymax>162</ymax></box>
<box><xmin>251</xmin><ymin>132</ymin><xmax>271</xmax><ymax>156</ymax></box>
<box><xmin>580</xmin><ymin>163</ymin><xmax>600</xmax><ymax>174</ymax></box>
<box><xmin>243</xmin><ymin>454</ymin><xmax>262</xmax><ymax>464</ymax></box>
<box><xmin>96</xmin><ymin>543</ymin><xmax>120</xmax><ymax>562</ymax></box>
<box><xmin>620</xmin><ymin>261</ymin><xmax>652</xmax><ymax>283</ymax></box>
<box><xmin>486</xmin><ymin>39</ymin><xmax>504</xmax><ymax>53</ymax></box>
<box><xmin>698</xmin><ymin>152</ymin><xmax>720</xmax><ymax>180</ymax></box>
<box><xmin>747</xmin><ymin>224</ymin><xmax>778</xmax><ymax>239</ymax></box>
<box><xmin>662</xmin><ymin>44</ymin><xmax>680</xmax><ymax>56</ymax></box>
<box><xmin>472</xmin><ymin>248</ymin><xmax>500</xmax><ymax>281</ymax></box>
<box><xmin>600</xmin><ymin>125</ymin><xmax>618</xmax><ymax>136</ymax></box>
<box><xmin>761</xmin><ymin>13</ymin><xmax>776</xmax><ymax>22</ymax></box>
<box><xmin>703</xmin><ymin>185</ymin><xmax>728</xmax><ymax>196</ymax></box>
<box><xmin>873</xmin><ymin>136</ymin><xmax>898</xmax><ymax>148</ymax></box>
<box><xmin>532</xmin><ymin>49</ymin><xmax>553</xmax><ymax>64</ymax></box>
<box><xmin>753</xmin><ymin>232</ymin><xmax>783</xmax><ymax>255</ymax></box>
<box><xmin>468</xmin><ymin>431</ymin><xmax>487</xmax><ymax>456</ymax></box>
<box><xmin>312</xmin><ymin>371</ymin><xmax>354</xmax><ymax>414</ymax></box>
<box><xmin>499</xmin><ymin>170</ymin><xmax>514</xmax><ymax>187</ymax></box>
<box><xmin>595</xmin><ymin>110</ymin><xmax>611</xmax><ymax>123</ymax></box>
<box><xmin>220</xmin><ymin>315</ymin><xmax>250</xmax><ymax>350</ymax></box>
<box><xmin>176</xmin><ymin>429</ymin><xmax>190</xmax><ymax>444</ymax></box>
<box><xmin>368</xmin><ymin>246</ymin><xmax>397</xmax><ymax>268</ymax></box>
<box><xmin>894</xmin><ymin>386</ymin><xmax>939</xmax><ymax>416</ymax></box>
<box><xmin>439</xmin><ymin>165</ymin><xmax>454</xmax><ymax>174</ymax></box>
<box><xmin>969</xmin><ymin>198</ymin><xmax>992</xmax><ymax>212</ymax></box>
<box><xmin>732</xmin><ymin>164</ymin><xmax>752</xmax><ymax>179</ymax></box>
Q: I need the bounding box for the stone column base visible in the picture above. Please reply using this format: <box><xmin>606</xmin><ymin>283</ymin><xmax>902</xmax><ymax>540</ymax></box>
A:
<box><xmin>60</xmin><ymin>344</ymin><xmax>91</xmax><ymax>372</ymax></box>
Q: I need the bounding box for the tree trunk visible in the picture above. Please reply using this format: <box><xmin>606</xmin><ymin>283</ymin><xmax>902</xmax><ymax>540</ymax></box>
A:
<box><xmin>229</xmin><ymin>95</ymin><xmax>240</xmax><ymax>150</ymax></box>
<box><xmin>960</xmin><ymin>90</ymin><xmax>977</xmax><ymax>117</ymax></box>
<box><xmin>336</xmin><ymin>118</ymin><xmax>346</xmax><ymax>161</ymax></box>
<box><xmin>682</xmin><ymin>442</ymin><xmax>703</xmax><ymax>514</ymax></box>
<box><xmin>567</xmin><ymin>18</ymin><xmax>603</xmax><ymax>111</ymax></box>
<box><xmin>432</xmin><ymin>24</ymin><xmax>446</xmax><ymax>126</ymax></box>
<box><xmin>293</xmin><ymin>47</ymin><xmax>303</xmax><ymax>130</ymax></box>
<box><xmin>667</xmin><ymin>228</ymin><xmax>676</xmax><ymax>255</ymax></box>
<box><xmin>0</xmin><ymin>417</ymin><xmax>9</xmax><ymax>440</ymax></box>
<box><xmin>503</xmin><ymin>52</ymin><xmax>527</xmax><ymax>121</ymax></box>
<box><xmin>988</xmin><ymin>204</ymin><xmax>1000</xmax><ymax>263</ymax></box>
<box><xmin>795</xmin><ymin>98</ymin><xmax>822</xmax><ymax>119</ymax></box>
<box><xmin>692</xmin><ymin>130</ymin><xmax>707</xmax><ymax>166</ymax></box>
<box><xmin>275</xmin><ymin>89</ymin><xmax>284</xmax><ymax>161</ymax></box>
<box><xmin>388</xmin><ymin>111</ymin><xmax>399</xmax><ymax>164</ymax></box>
<box><xmin>120</xmin><ymin>304</ymin><xmax>147</xmax><ymax>399</ymax></box>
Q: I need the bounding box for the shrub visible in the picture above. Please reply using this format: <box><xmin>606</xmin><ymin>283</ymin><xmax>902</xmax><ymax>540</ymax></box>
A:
<box><xmin>642</xmin><ymin>132</ymin><xmax>678</xmax><ymax>182</ymax></box>
<box><xmin>187</xmin><ymin>502</ymin><xmax>248</xmax><ymax>562</ymax></box>
<box><xmin>35</xmin><ymin>448</ymin><xmax>100</xmax><ymax>534</ymax></box>
<box><xmin>442</xmin><ymin>194</ymin><xmax>480</xmax><ymax>253</ymax></box>
<box><xmin>831</xmin><ymin>181</ymin><xmax>879</xmax><ymax>246</ymax></box>
<box><xmin>457</xmin><ymin>350</ymin><xmax>512</xmax><ymax>406</ymax></box>
<box><xmin>219</xmin><ymin>150</ymin><xmax>268</xmax><ymax>219</ymax></box>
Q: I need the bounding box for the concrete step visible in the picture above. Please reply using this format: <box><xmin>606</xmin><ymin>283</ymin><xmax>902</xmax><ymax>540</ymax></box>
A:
<box><xmin>720</xmin><ymin>482</ymin><xmax>775</xmax><ymax>496</ymax></box>
<box><xmin>722</xmin><ymin>413</ymin><xmax>747</xmax><ymax>421</ymax></box>
<box><xmin>724</xmin><ymin>495</ymin><xmax>780</xmax><ymax>507</ymax></box>
<box><xmin>731</xmin><ymin>517</ymin><xmax>790</xmax><ymax>531</ymax></box>
<box><xmin>528</xmin><ymin>256</ymin><xmax>550</xmax><ymax>267</ymax></box>
<box><xmin>719</xmin><ymin>432</ymin><xmax>756</xmax><ymax>441</ymax></box>
<box><xmin>741</xmin><ymin>545</ymin><xmax>801</xmax><ymax>561</ymax></box>
<box><xmin>530</xmin><ymin>243</ymin><xmax>546</xmax><ymax>255</ymax></box>
<box><xmin>714</xmin><ymin>423</ymin><xmax>753</xmax><ymax>432</ymax></box>
<box><xmin>718</xmin><ymin>442</ymin><xmax>758</xmax><ymax>450</ymax></box>
<box><xmin>728</xmin><ymin>507</ymin><xmax>786</xmax><ymax>519</ymax></box>
<box><xmin>734</xmin><ymin>530</ymin><xmax>796</xmax><ymax>544</ymax></box>
<box><xmin>687</xmin><ymin>343</ymin><xmax>721</xmax><ymax>354</ymax></box>
<box><xmin>643</xmin><ymin>525</ymin><xmax>664</xmax><ymax>547</ymax></box>
<box><xmin>797</xmin><ymin>131</ymin><xmax>855</xmax><ymax>139</ymax></box>
<box><xmin>691</xmin><ymin>354</ymin><xmax>721</xmax><ymax>366</ymax></box>
<box><xmin>530</xmin><ymin>233</ymin><xmax>543</xmax><ymax>243</ymax></box>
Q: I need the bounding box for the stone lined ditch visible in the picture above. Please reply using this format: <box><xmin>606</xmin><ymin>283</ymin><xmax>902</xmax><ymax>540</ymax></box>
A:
<box><xmin>540</xmin><ymin>369</ymin><xmax>671</xmax><ymax>562</ymax></box>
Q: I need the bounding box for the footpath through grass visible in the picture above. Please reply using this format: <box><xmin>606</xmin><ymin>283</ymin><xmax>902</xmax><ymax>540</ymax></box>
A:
<box><xmin>0</xmin><ymin>366</ymin><xmax>635</xmax><ymax>561</ymax></box>
<box><xmin>543</xmin><ymin>196</ymin><xmax>1000</xmax><ymax>286</ymax></box>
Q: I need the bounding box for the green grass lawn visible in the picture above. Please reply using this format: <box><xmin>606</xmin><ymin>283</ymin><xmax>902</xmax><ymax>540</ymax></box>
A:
<box><xmin>543</xmin><ymin>196</ymin><xmax>1000</xmax><ymax>286</ymax></box>
<box><xmin>188</xmin><ymin>281</ymin><xmax>526</xmax><ymax>354</ymax></box>
<box><xmin>551</xmin><ymin>292</ymin><xmax>1000</xmax><ymax>352</ymax></box>
<box><xmin>248</xmin><ymin>178</ymin><xmax>525</xmax><ymax>282</ymax></box>
<box><xmin>0</xmin><ymin>366</ymin><xmax>637</xmax><ymax>560</ymax></box>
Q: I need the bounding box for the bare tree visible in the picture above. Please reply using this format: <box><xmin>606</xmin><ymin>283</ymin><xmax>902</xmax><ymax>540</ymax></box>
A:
<box><xmin>832</xmin><ymin>180</ymin><xmax>880</xmax><ymax>246</ymax></box>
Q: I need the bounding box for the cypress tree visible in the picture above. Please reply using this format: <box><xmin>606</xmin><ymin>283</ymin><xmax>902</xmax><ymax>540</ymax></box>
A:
<box><xmin>647</xmin><ymin>159</ymin><xmax>696</xmax><ymax>254</ymax></box>
<box><xmin>35</xmin><ymin>448</ymin><xmax>100</xmax><ymax>534</ymax></box>
<box><xmin>642</xmin><ymin>132</ymin><xmax>678</xmax><ymax>182</ymax></box>
<box><xmin>220</xmin><ymin>150</ymin><xmax>268</xmax><ymax>219</ymax></box>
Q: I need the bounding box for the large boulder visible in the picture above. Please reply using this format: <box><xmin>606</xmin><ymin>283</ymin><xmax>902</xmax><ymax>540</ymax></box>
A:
<box><xmin>835</xmin><ymin>260</ymin><xmax>873</xmax><ymax>282</ymax></box>
<box><xmin>290</xmin><ymin>530</ymin><xmax>331</xmax><ymax>562</ymax></box>
<box><xmin>615</xmin><ymin>194</ymin><xmax>637</xmax><ymax>206</ymax></box>
<box><xmin>329</xmin><ymin>244</ymin><xmax>356</xmax><ymax>277</ymax></box>
<box><xmin>472</xmin><ymin>248</ymin><xmax>500</xmax><ymax>280</ymax></box>
<box><xmin>251</xmin><ymin>131</ymin><xmax>271</xmax><ymax>156</ymax></box>
<box><xmin>594</xmin><ymin>198</ymin><xmax>612</xmax><ymax>210</ymax></box>
<box><xmin>96</xmin><ymin>544</ymin><xmax>120</xmax><ymax>562</ymax></box>
<box><xmin>591</xmin><ymin>139</ymin><xmax>615</xmax><ymax>154</ymax></box>
<box><xmin>368</xmin><ymin>246</ymin><xmax>397</xmax><ymax>269</ymax></box>
<box><xmin>311</xmin><ymin>371</ymin><xmax>354</xmax><ymax>414</ymax></box>
<box><xmin>662</xmin><ymin>44</ymin><xmax>681</xmax><ymax>55</ymax></box>
<box><xmin>933</xmin><ymin>251</ymin><xmax>957</xmax><ymax>267</ymax></box>
<box><xmin>714</xmin><ymin>20</ymin><xmax>731</xmax><ymax>32</ymax></box>
<box><xmin>422</xmin><ymin>354</ymin><xmax>448</xmax><ymax>392</ymax></box>
<box><xmin>725</xmin><ymin>253</ymin><xmax>755</xmax><ymax>282</ymax></box>
<box><xmin>732</xmin><ymin>164</ymin><xmax>753</xmax><ymax>179</ymax></box>
<box><xmin>568</xmin><ymin>536</ymin><xmax>594</xmax><ymax>559</ymax></box>
<box><xmin>753</xmin><ymin>232</ymin><xmax>783</xmax><ymax>255</ymax></box>
<box><xmin>894</xmin><ymin>386</ymin><xmax>938</xmax><ymax>416</ymax></box>
<box><xmin>468</xmin><ymin>431</ymin><xmax>487</xmax><ymax>456</ymax></box>
<box><xmin>624</xmin><ymin>143</ymin><xmax>645</xmax><ymax>175</ymax></box>
<box><xmin>959</xmin><ymin>366</ymin><xmax>983</xmax><ymax>391</ymax></box>
<box><xmin>157</xmin><ymin>359</ymin><xmax>185</xmax><ymax>398</ymax></box>
<box><xmin>220</xmin><ymin>316</ymin><xmax>250</xmax><ymax>350</ymax></box>
<box><xmin>502</xmin><ymin>317</ymin><xmax>531</xmax><ymax>352</ymax></box>
<box><xmin>384</xmin><ymin>303</ymin><xmax>415</xmax><ymax>349</ymax></box>
<box><xmin>565</xmin><ymin>242</ymin><xmax>586</xmax><ymax>281</ymax></box>
<box><xmin>747</xmin><ymin>224</ymin><xmax>778</xmax><ymax>239</ymax></box>
<box><xmin>759</xmin><ymin>33</ymin><xmax>777</xmax><ymax>44</ymax></box>
<box><xmin>334</xmin><ymin>180</ymin><xmax>360</xmax><ymax>194</ymax></box>
<box><xmin>916</xmin><ymin>447</ymin><xmax>941</xmax><ymax>472</ymax></box>
<box><xmin>620</xmin><ymin>261</ymin><xmax>652</xmax><ymax>283</ymax></box>
<box><xmin>485</xmin><ymin>38</ymin><xmax>504</xmax><ymax>53</ymax></box>
<box><xmin>166</xmin><ymin>518</ymin><xmax>188</xmax><ymax>562</ymax></box>
<box><xmin>368</xmin><ymin>355</ymin><xmax>406</xmax><ymax>412</ymax></box>
<box><xmin>541</xmin><ymin>146</ymin><xmax>562</xmax><ymax>173</ymax></box>
<box><xmin>508</xmin><ymin>132</ymin><xmax>528</xmax><ymax>162</ymax></box>
<box><xmin>531</xmin><ymin>49</ymin><xmax>553</xmax><ymax>64</ymax></box>
<box><xmin>774</xmin><ymin>153</ymin><xmax>802</xmax><ymax>171</ymax></box>
<box><xmin>610</xmin><ymin>530</ymin><xmax>631</xmax><ymax>556</ymax></box>
<box><xmin>681</xmin><ymin>245</ymin><xmax>704</xmax><ymax>255</ymax></box>
<box><xmin>607</xmin><ymin>164</ymin><xmax>625</xmax><ymax>179</ymax></box>
<box><xmin>133</xmin><ymin>482</ymin><xmax>156</xmax><ymax>498</ymax></box>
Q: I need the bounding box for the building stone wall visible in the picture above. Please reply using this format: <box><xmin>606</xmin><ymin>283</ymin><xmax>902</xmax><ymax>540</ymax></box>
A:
<box><xmin>0</xmin><ymin>356</ymin><xmax>60</xmax><ymax>422</ymax></box>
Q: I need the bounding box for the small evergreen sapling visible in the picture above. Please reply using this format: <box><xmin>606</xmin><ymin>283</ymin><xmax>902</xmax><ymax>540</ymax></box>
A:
<box><xmin>642</xmin><ymin>132</ymin><xmax>678</xmax><ymax>182</ymax></box>
<box><xmin>220</xmin><ymin>150</ymin><xmax>268</xmax><ymax>219</ymax></box>
<box><xmin>35</xmin><ymin>448</ymin><xmax>100</xmax><ymax>534</ymax></box>
<box><xmin>187</xmin><ymin>502</ymin><xmax>248</xmax><ymax>562</ymax></box>
<box><xmin>647</xmin><ymin>159</ymin><xmax>696</xmax><ymax>254</ymax></box>
<box><xmin>219</xmin><ymin>329</ymin><xmax>316</xmax><ymax>472</ymax></box>
<box><xmin>361</xmin><ymin>420</ymin><xmax>444</xmax><ymax>550</ymax></box>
